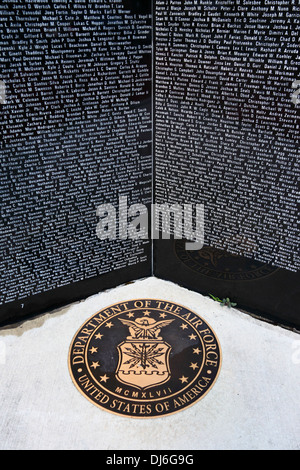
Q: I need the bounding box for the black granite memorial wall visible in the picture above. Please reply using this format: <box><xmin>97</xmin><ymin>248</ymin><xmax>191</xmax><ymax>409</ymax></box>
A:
<box><xmin>1</xmin><ymin>0</ymin><xmax>299</xmax><ymax>330</ymax></box>
<box><xmin>154</xmin><ymin>0</ymin><xmax>300</xmax><ymax>329</ymax></box>
<box><xmin>0</xmin><ymin>0</ymin><xmax>152</xmax><ymax>325</ymax></box>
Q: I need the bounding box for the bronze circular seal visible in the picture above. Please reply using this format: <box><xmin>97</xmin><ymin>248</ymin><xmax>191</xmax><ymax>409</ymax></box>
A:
<box><xmin>68</xmin><ymin>299</ymin><xmax>222</xmax><ymax>418</ymax></box>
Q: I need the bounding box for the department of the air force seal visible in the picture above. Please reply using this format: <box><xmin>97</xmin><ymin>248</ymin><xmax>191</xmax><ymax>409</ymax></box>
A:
<box><xmin>175</xmin><ymin>241</ymin><xmax>278</xmax><ymax>281</ymax></box>
<box><xmin>68</xmin><ymin>299</ymin><xmax>222</xmax><ymax>418</ymax></box>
